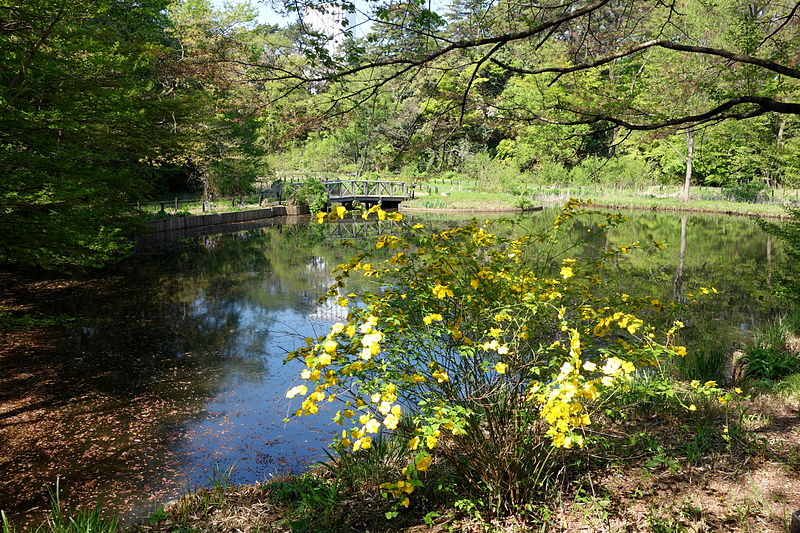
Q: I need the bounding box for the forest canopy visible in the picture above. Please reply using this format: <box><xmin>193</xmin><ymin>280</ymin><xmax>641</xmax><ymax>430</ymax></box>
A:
<box><xmin>0</xmin><ymin>0</ymin><xmax>799</xmax><ymax>268</ymax></box>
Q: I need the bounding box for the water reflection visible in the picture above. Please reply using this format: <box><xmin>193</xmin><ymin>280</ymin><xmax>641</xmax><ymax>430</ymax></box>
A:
<box><xmin>0</xmin><ymin>210</ymin><xmax>783</xmax><ymax>525</ymax></box>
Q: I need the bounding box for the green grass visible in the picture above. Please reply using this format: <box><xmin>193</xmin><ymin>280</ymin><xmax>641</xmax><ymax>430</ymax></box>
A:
<box><xmin>2</xmin><ymin>481</ymin><xmax>119</xmax><ymax>533</ymax></box>
<box><xmin>777</xmin><ymin>373</ymin><xmax>800</xmax><ymax>400</ymax></box>
<box><xmin>404</xmin><ymin>186</ymin><xmax>791</xmax><ymax>216</ymax></box>
<box><xmin>585</xmin><ymin>194</ymin><xmax>787</xmax><ymax>216</ymax></box>
<box><xmin>404</xmin><ymin>191</ymin><xmax>520</xmax><ymax>210</ymax></box>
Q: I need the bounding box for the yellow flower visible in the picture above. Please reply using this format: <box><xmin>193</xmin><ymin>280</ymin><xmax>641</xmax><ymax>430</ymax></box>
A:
<box><xmin>582</xmin><ymin>361</ymin><xmax>597</xmax><ymax>372</ymax></box>
<box><xmin>688</xmin><ymin>404</ymin><xmax>697</xmax><ymax>411</ymax></box>
<box><xmin>416</xmin><ymin>455</ymin><xmax>432</xmax><ymax>471</ymax></box>
<box><xmin>431</xmin><ymin>369</ymin><xmax>449</xmax><ymax>383</ymax></box>
<box><xmin>365</xmin><ymin>418</ymin><xmax>381</xmax><ymax>433</ymax></box>
<box><xmin>432</xmin><ymin>284</ymin><xmax>454</xmax><ymax>299</ymax></box>
<box><xmin>315</xmin><ymin>211</ymin><xmax>326</xmax><ymax>224</ymax></box>
<box><xmin>425</xmin><ymin>435</ymin><xmax>438</xmax><ymax>449</ymax></box>
<box><xmin>300</xmin><ymin>369</ymin><xmax>320</xmax><ymax>380</ymax></box>
<box><xmin>423</xmin><ymin>313</ymin><xmax>443</xmax><ymax>325</ymax></box>
<box><xmin>482</xmin><ymin>340</ymin><xmax>499</xmax><ymax>351</ymax></box>
<box><xmin>323</xmin><ymin>340</ymin><xmax>338</xmax><ymax>354</ymax></box>
<box><xmin>286</xmin><ymin>385</ymin><xmax>308</xmax><ymax>398</ymax></box>
<box><xmin>411</xmin><ymin>374</ymin><xmax>426</xmax><ymax>383</ymax></box>
<box><xmin>734</xmin><ymin>387</ymin><xmax>743</xmax><ymax>394</ymax></box>
<box><xmin>383</xmin><ymin>413</ymin><xmax>400</xmax><ymax>430</ymax></box>
<box><xmin>401</xmin><ymin>497</ymin><xmax>410</xmax><ymax>508</ymax></box>
<box><xmin>560</xmin><ymin>266</ymin><xmax>574</xmax><ymax>279</ymax></box>
<box><xmin>409</xmin><ymin>436</ymin><xmax>420</xmax><ymax>450</ymax></box>
<box><xmin>494</xmin><ymin>362</ymin><xmax>508</xmax><ymax>374</ymax></box>
<box><xmin>353</xmin><ymin>436</ymin><xmax>372</xmax><ymax>450</ymax></box>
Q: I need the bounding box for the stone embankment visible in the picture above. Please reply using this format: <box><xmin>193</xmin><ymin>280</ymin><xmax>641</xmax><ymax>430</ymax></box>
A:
<box><xmin>141</xmin><ymin>205</ymin><xmax>310</xmax><ymax>245</ymax></box>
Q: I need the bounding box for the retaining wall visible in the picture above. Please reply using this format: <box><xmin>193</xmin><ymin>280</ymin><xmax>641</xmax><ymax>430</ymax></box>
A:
<box><xmin>148</xmin><ymin>205</ymin><xmax>309</xmax><ymax>233</ymax></box>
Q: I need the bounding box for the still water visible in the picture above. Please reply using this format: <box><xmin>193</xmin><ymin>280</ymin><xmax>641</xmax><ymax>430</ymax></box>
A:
<box><xmin>0</xmin><ymin>210</ymin><xmax>784</xmax><ymax>523</ymax></box>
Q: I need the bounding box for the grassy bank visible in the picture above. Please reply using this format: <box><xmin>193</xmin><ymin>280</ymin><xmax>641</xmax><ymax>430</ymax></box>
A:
<box><xmin>403</xmin><ymin>186</ymin><xmax>792</xmax><ymax>216</ymax></box>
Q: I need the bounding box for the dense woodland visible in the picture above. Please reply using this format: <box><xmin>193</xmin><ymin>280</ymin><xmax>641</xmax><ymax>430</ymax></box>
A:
<box><xmin>1</xmin><ymin>0</ymin><xmax>800</xmax><ymax>268</ymax></box>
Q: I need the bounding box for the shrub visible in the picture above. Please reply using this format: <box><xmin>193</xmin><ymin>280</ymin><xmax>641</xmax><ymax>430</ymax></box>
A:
<box><xmin>287</xmin><ymin>201</ymin><xmax>723</xmax><ymax>516</ymax></box>
<box><xmin>722</xmin><ymin>180</ymin><xmax>768</xmax><ymax>203</ymax></box>
<box><xmin>285</xmin><ymin>179</ymin><xmax>327</xmax><ymax>212</ymax></box>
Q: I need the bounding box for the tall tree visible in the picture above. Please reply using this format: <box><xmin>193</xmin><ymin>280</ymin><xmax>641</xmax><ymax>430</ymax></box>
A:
<box><xmin>0</xmin><ymin>0</ymin><xmax>177</xmax><ymax>269</ymax></box>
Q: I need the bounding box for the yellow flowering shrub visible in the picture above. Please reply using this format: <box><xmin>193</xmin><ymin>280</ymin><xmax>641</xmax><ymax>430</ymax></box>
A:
<box><xmin>285</xmin><ymin>200</ymin><xmax>700</xmax><ymax>512</ymax></box>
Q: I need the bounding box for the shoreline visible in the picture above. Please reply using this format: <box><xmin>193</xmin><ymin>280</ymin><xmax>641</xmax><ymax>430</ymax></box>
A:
<box><xmin>402</xmin><ymin>200</ymin><xmax>794</xmax><ymax>219</ymax></box>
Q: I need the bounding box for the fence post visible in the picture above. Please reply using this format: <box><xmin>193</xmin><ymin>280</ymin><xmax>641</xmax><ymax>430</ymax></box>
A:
<box><xmin>174</xmin><ymin>197</ymin><xmax>178</xmax><ymax>211</ymax></box>
<box><xmin>160</xmin><ymin>202</ymin><xmax>165</xmax><ymax>213</ymax></box>
<box><xmin>202</xmin><ymin>200</ymin><xmax>206</xmax><ymax>213</ymax></box>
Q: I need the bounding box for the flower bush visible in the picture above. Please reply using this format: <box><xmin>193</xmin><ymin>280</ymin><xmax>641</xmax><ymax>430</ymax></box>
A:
<box><xmin>285</xmin><ymin>200</ymin><xmax>718</xmax><ymax>514</ymax></box>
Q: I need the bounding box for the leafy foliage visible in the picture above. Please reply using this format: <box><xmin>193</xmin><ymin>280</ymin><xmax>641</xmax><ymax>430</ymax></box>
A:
<box><xmin>743</xmin><ymin>347</ymin><xmax>800</xmax><ymax>381</ymax></box>
<box><xmin>284</xmin><ymin>201</ymin><xmax>732</xmax><ymax>515</ymax></box>
<box><xmin>0</xmin><ymin>0</ymin><xmax>178</xmax><ymax>269</ymax></box>
<box><xmin>285</xmin><ymin>179</ymin><xmax>328</xmax><ymax>212</ymax></box>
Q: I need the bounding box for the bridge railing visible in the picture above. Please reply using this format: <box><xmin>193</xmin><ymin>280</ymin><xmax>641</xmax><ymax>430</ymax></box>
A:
<box><xmin>324</xmin><ymin>180</ymin><xmax>411</xmax><ymax>200</ymax></box>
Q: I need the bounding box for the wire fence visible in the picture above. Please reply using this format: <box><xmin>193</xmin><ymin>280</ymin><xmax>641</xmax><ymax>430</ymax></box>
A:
<box><xmin>134</xmin><ymin>193</ymin><xmax>278</xmax><ymax>216</ymax></box>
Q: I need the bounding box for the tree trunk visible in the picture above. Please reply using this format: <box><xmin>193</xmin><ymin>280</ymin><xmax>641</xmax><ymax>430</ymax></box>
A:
<box><xmin>777</xmin><ymin>116</ymin><xmax>787</xmax><ymax>150</ymax></box>
<box><xmin>683</xmin><ymin>131</ymin><xmax>694</xmax><ymax>202</ymax></box>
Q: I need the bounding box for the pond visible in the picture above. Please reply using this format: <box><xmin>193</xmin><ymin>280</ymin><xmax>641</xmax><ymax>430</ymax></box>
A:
<box><xmin>0</xmin><ymin>209</ymin><xmax>784</xmax><ymax>525</ymax></box>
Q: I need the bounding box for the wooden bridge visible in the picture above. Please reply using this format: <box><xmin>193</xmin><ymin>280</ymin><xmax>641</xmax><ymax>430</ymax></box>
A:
<box><xmin>324</xmin><ymin>180</ymin><xmax>414</xmax><ymax>208</ymax></box>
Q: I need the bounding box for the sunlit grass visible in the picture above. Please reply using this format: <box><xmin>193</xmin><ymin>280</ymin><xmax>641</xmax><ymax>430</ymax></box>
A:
<box><xmin>405</xmin><ymin>186</ymin><xmax>790</xmax><ymax>215</ymax></box>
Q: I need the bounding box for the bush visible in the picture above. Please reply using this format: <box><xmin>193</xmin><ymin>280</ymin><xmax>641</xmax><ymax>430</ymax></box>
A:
<box><xmin>285</xmin><ymin>202</ymin><xmax>728</xmax><ymax>516</ymax></box>
<box><xmin>285</xmin><ymin>178</ymin><xmax>327</xmax><ymax>212</ymax></box>
<box><xmin>461</xmin><ymin>151</ymin><xmax>531</xmax><ymax>194</ymax></box>
<box><xmin>722</xmin><ymin>180</ymin><xmax>768</xmax><ymax>203</ymax></box>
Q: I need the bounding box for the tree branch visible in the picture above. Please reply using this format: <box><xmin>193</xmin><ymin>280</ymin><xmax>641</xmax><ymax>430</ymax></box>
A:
<box><xmin>491</xmin><ymin>39</ymin><xmax>800</xmax><ymax>80</ymax></box>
